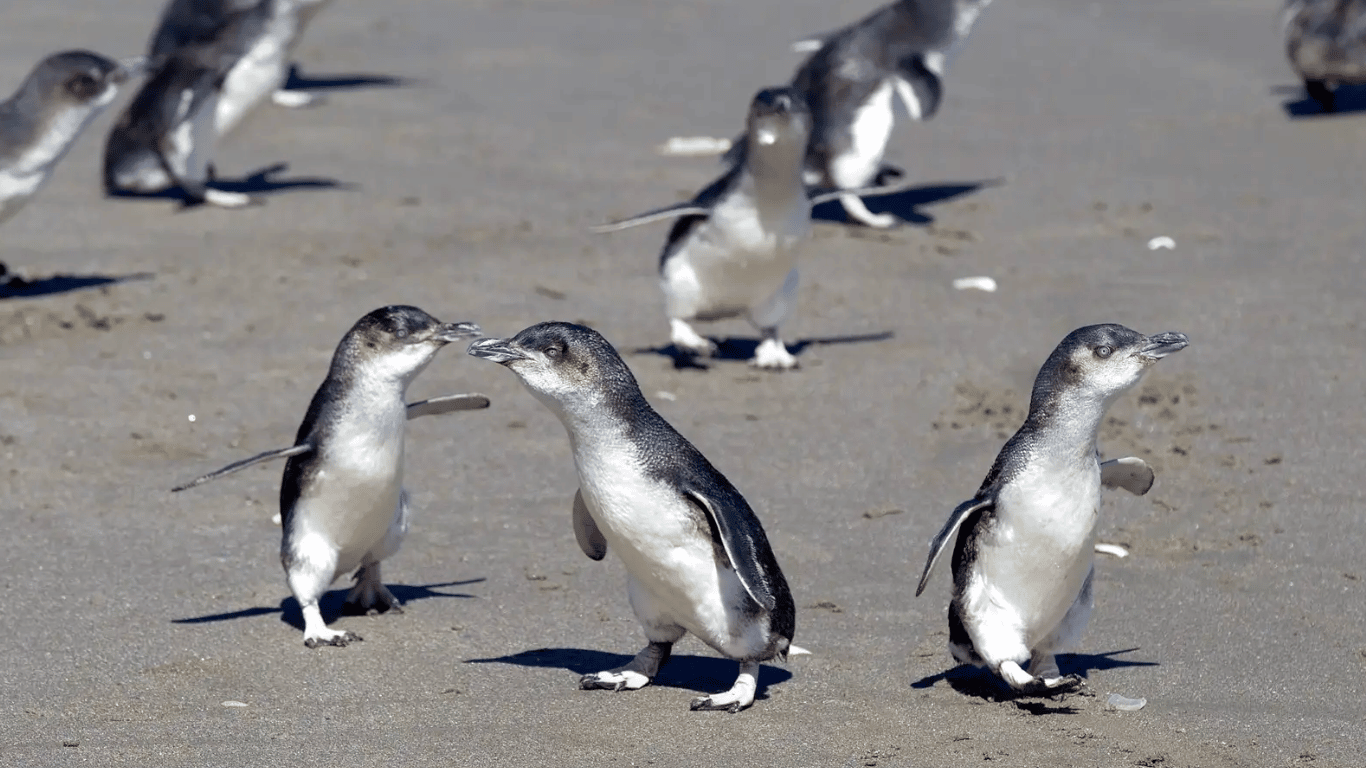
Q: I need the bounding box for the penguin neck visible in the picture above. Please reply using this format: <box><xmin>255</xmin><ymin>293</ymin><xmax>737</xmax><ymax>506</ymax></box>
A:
<box><xmin>745</xmin><ymin>140</ymin><xmax>806</xmax><ymax>202</ymax></box>
<box><xmin>1024</xmin><ymin>389</ymin><xmax>1113</xmax><ymax>464</ymax></box>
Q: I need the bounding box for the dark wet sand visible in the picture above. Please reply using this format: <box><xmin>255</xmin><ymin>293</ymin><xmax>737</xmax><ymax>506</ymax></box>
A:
<box><xmin>2</xmin><ymin>1</ymin><xmax>1363</xmax><ymax>766</ymax></box>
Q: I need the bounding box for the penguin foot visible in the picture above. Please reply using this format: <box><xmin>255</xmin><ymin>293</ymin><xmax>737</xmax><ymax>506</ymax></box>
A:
<box><xmin>838</xmin><ymin>193</ymin><xmax>898</xmax><ymax>229</ymax></box>
<box><xmin>303</xmin><ymin>628</ymin><xmax>362</xmax><ymax>648</ymax></box>
<box><xmin>272</xmin><ymin>89</ymin><xmax>324</xmax><ymax>109</ymax></box>
<box><xmin>1020</xmin><ymin>674</ymin><xmax>1084</xmax><ymax>696</ymax></box>
<box><xmin>1305</xmin><ymin>79</ymin><xmax>1336</xmax><ymax>113</ymax></box>
<box><xmin>580</xmin><ymin>669</ymin><xmax>651</xmax><ymax>692</ymax></box>
<box><xmin>750</xmin><ymin>338</ymin><xmax>798</xmax><ymax>370</ymax></box>
<box><xmin>669</xmin><ymin>318</ymin><xmax>717</xmax><ymax>358</ymax></box>
<box><xmin>201</xmin><ymin>189</ymin><xmax>258</xmax><ymax>209</ymax></box>
<box><xmin>345</xmin><ymin>566</ymin><xmax>404</xmax><ymax>615</ymax></box>
<box><xmin>689</xmin><ymin>662</ymin><xmax>758</xmax><ymax>713</ymax></box>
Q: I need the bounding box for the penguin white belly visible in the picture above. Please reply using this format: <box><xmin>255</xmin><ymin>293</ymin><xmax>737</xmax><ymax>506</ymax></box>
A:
<box><xmin>0</xmin><ymin>170</ymin><xmax>44</xmax><ymax>224</ymax></box>
<box><xmin>574</xmin><ymin>445</ymin><xmax>759</xmax><ymax>653</ymax></box>
<box><xmin>295</xmin><ymin>420</ymin><xmax>406</xmax><ymax>577</ymax></box>
<box><xmin>664</xmin><ymin>193</ymin><xmax>808</xmax><ymax>320</ymax></box>
<box><xmin>829</xmin><ymin>79</ymin><xmax>895</xmax><ymax>188</ymax></box>
<box><xmin>968</xmin><ymin>461</ymin><xmax>1100</xmax><ymax>651</ymax></box>
<box><xmin>0</xmin><ymin>107</ymin><xmax>96</xmax><ymax>221</ymax></box>
<box><xmin>216</xmin><ymin>23</ymin><xmax>294</xmax><ymax>135</ymax></box>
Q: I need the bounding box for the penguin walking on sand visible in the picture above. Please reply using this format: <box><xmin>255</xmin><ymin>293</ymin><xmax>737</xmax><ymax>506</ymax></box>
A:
<box><xmin>785</xmin><ymin>0</ymin><xmax>994</xmax><ymax>228</ymax></box>
<box><xmin>916</xmin><ymin>324</ymin><xmax>1187</xmax><ymax>694</ymax></box>
<box><xmin>593</xmin><ymin>87</ymin><xmax>814</xmax><ymax>370</ymax></box>
<box><xmin>104</xmin><ymin>0</ymin><xmax>269</xmax><ymax>207</ymax></box>
<box><xmin>1283</xmin><ymin>0</ymin><xmax>1366</xmax><ymax>113</ymax></box>
<box><xmin>173</xmin><ymin>306</ymin><xmax>487</xmax><ymax>648</ymax></box>
<box><xmin>469</xmin><ymin>322</ymin><xmax>797</xmax><ymax>712</ymax></box>
<box><xmin>0</xmin><ymin>51</ymin><xmax>140</xmax><ymax>227</ymax></box>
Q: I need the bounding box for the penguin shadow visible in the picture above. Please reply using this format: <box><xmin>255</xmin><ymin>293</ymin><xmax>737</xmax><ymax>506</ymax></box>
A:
<box><xmin>106</xmin><ymin>162</ymin><xmax>351</xmax><ymax>207</ymax></box>
<box><xmin>1276</xmin><ymin>82</ymin><xmax>1366</xmax><ymax>116</ymax></box>
<box><xmin>281</xmin><ymin>63</ymin><xmax>413</xmax><ymax>93</ymax></box>
<box><xmin>910</xmin><ymin>648</ymin><xmax>1157</xmax><ymax>715</ymax></box>
<box><xmin>634</xmin><ymin>331</ymin><xmax>895</xmax><ymax>370</ymax></box>
<box><xmin>811</xmin><ymin>177</ymin><xmax>1004</xmax><ymax>228</ymax></box>
<box><xmin>466</xmin><ymin>647</ymin><xmax>793</xmax><ymax>701</ymax></box>
<box><xmin>171</xmin><ymin>578</ymin><xmax>484</xmax><ymax>630</ymax></box>
<box><xmin>0</xmin><ymin>267</ymin><xmax>154</xmax><ymax>300</ymax></box>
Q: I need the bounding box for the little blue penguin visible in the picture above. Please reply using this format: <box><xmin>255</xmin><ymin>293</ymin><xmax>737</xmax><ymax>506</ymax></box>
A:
<box><xmin>173</xmin><ymin>306</ymin><xmax>487</xmax><ymax>648</ymax></box>
<box><xmin>593</xmin><ymin>87</ymin><xmax>814</xmax><ymax>370</ymax></box>
<box><xmin>787</xmin><ymin>0</ymin><xmax>994</xmax><ymax>228</ymax></box>
<box><xmin>0</xmin><ymin>51</ymin><xmax>140</xmax><ymax>227</ymax></box>
<box><xmin>1283</xmin><ymin>0</ymin><xmax>1366</xmax><ymax>112</ymax></box>
<box><xmin>916</xmin><ymin>324</ymin><xmax>1188</xmax><ymax>694</ymax></box>
<box><xmin>468</xmin><ymin>322</ymin><xmax>797</xmax><ymax>712</ymax></box>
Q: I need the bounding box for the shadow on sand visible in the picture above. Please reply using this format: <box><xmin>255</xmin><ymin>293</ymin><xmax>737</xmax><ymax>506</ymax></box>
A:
<box><xmin>1277</xmin><ymin>82</ymin><xmax>1366</xmax><ymax>117</ymax></box>
<box><xmin>465</xmin><ymin>646</ymin><xmax>793</xmax><ymax>700</ymax></box>
<box><xmin>172</xmin><ymin>578</ymin><xmax>484</xmax><ymax>631</ymax></box>
<box><xmin>910</xmin><ymin>648</ymin><xmax>1158</xmax><ymax>714</ymax></box>
<box><xmin>812</xmin><ymin>178</ymin><xmax>1004</xmax><ymax>227</ymax></box>
<box><xmin>282</xmin><ymin>63</ymin><xmax>412</xmax><ymax>93</ymax></box>
<box><xmin>634</xmin><ymin>330</ymin><xmax>895</xmax><ymax>370</ymax></box>
<box><xmin>0</xmin><ymin>269</ymin><xmax>154</xmax><ymax>300</ymax></box>
<box><xmin>107</xmin><ymin>163</ymin><xmax>350</xmax><ymax>207</ymax></box>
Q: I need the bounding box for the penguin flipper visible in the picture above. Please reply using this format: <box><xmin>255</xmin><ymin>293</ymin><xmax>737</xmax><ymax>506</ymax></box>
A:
<box><xmin>406</xmin><ymin>393</ymin><xmax>491</xmax><ymax>419</ymax></box>
<box><xmin>573</xmin><ymin>489</ymin><xmax>608</xmax><ymax>561</ymax></box>
<box><xmin>590</xmin><ymin>203</ymin><xmax>711</xmax><ymax>233</ymax></box>
<box><xmin>172</xmin><ymin>443</ymin><xmax>313</xmax><ymax>491</ymax></box>
<box><xmin>1100</xmin><ymin>456</ymin><xmax>1155</xmax><ymax>496</ymax></box>
<box><xmin>683</xmin><ymin>488</ymin><xmax>779</xmax><ymax>613</ymax></box>
<box><xmin>916</xmin><ymin>497</ymin><xmax>993</xmax><ymax>596</ymax></box>
<box><xmin>893</xmin><ymin>55</ymin><xmax>943</xmax><ymax>122</ymax></box>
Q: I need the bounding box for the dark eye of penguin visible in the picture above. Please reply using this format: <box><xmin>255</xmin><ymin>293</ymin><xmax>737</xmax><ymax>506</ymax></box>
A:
<box><xmin>395</xmin><ymin>329</ymin><xmax>408</xmax><ymax>340</ymax></box>
<box><xmin>66</xmin><ymin>73</ymin><xmax>99</xmax><ymax>99</ymax></box>
<box><xmin>1094</xmin><ymin>345</ymin><xmax>1113</xmax><ymax>359</ymax></box>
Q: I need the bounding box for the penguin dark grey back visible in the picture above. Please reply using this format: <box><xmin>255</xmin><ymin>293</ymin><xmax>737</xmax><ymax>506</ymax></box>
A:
<box><xmin>173</xmin><ymin>305</ymin><xmax>487</xmax><ymax>648</ymax></box>
<box><xmin>469</xmin><ymin>322</ymin><xmax>797</xmax><ymax>711</ymax></box>
<box><xmin>917</xmin><ymin>324</ymin><xmax>1187</xmax><ymax>695</ymax></box>
<box><xmin>0</xmin><ymin>51</ymin><xmax>134</xmax><ymax>225</ymax></box>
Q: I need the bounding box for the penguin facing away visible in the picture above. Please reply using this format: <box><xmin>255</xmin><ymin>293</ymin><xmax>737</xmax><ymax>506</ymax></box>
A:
<box><xmin>173</xmin><ymin>306</ymin><xmax>488</xmax><ymax>648</ymax></box>
<box><xmin>468</xmin><ymin>322</ymin><xmax>797</xmax><ymax>712</ymax></box>
<box><xmin>0</xmin><ymin>51</ymin><xmax>139</xmax><ymax>227</ymax></box>
<box><xmin>1282</xmin><ymin>0</ymin><xmax>1366</xmax><ymax>112</ymax></box>
<box><xmin>916</xmin><ymin>324</ymin><xmax>1188</xmax><ymax>694</ymax></box>
<box><xmin>593</xmin><ymin>87</ymin><xmax>814</xmax><ymax>370</ymax></box>
<box><xmin>787</xmin><ymin>0</ymin><xmax>994</xmax><ymax>228</ymax></box>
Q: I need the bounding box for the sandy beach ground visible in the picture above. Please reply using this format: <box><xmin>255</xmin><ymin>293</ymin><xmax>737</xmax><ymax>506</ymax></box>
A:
<box><xmin>2</xmin><ymin>1</ymin><xmax>1363</xmax><ymax>765</ymax></box>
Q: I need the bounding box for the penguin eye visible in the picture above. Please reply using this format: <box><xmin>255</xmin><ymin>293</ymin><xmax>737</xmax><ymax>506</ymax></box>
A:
<box><xmin>66</xmin><ymin>74</ymin><xmax>98</xmax><ymax>97</ymax></box>
<box><xmin>395</xmin><ymin>329</ymin><xmax>408</xmax><ymax>340</ymax></box>
<box><xmin>543</xmin><ymin>345</ymin><xmax>561</xmax><ymax>359</ymax></box>
<box><xmin>1094</xmin><ymin>345</ymin><xmax>1113</xmax><ymax>359</ymax></box>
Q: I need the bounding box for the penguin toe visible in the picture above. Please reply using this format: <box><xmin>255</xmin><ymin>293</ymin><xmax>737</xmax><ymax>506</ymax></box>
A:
<box><xmin>688</xmin><ymin>694</ymin><xmax>750</xmax><ymax>713</ymax></box>
<box><xmin>580</xmin><ymin>670</ymin><xmax>650</xmax><ymax>691</ymax></box>
<box><xmin>303</xmin><ymin>630</ymin><xmax>362</xmax><ymax>649</ymax></box>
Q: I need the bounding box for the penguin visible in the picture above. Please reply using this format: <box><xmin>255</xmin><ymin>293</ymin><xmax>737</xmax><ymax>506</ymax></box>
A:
<box><xmin>592</xmin><ymin>87</ymin><xmax>814</xmax><ymax>370</ymax></box>
<box><xmin>915</xmin><ymin>324</ymin><xmax>1188</xmax><ymax>694</ymax></box>
<box><xmin>173</xmin><ymin>306</ymin><xmax>487</xmax><ymax>648</ymax></box>
<box><xmin>104</xmin><ymin>0</ymin><xmax>269</xmax><ymax>207</ymax></box>
<box><xmin>0</xmin><ymin>51</ymin><xmax>139</xmax><ymax>227</ymax></box>
<box><xmin>784</xmin><ymin>0</ymin><xmax>994</xmax><ymax>228</ymax></box>
<box><xmin>468</xmin><ymin>322</ymin><xmax>797</xmax><ymax>712</ymax></box>
<box><xmin>1282</xmin><ymin>0</ymin><xmax>1366</xmax><ymax>113</ymax></box>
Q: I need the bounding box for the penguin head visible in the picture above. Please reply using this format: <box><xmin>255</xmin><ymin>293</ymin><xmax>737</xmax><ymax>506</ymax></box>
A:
<box><xmin>338</xmin><ymin>305</ymin><xmax>481</xmax><ymax>386</ymax></box>
<box><xmin>1032</xmin><ymin>324</ymin><xmax>1189</xmax><ymax>412</ymax></box>
<box><xmin>21</xmin><ymin>51</ymin><xmax>134</xmax><ymax>113</ymax></box>
<box><xmin>747</xmin><ymin>86</ymin><xmax>811</xmax><ymax>149</ymax></box>
<box><xmin>468</xmin><ymin>322</ymin><xmax>641</xmax><ymax>419</ymax></box>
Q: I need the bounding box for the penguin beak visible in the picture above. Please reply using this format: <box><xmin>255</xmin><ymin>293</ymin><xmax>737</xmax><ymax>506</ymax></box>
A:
<box><xmin>116</xmin><ymin>56</ymin><xmax>148</xmax><ymax>82</ymax></box>
<box><xmin>467</xmin><ymin>337</ymin><xmax>530</xmax><ymax>364</ymax></box>
<box><xmin>1139</xmin><ymin>331</ymin><xmax>1189</xmax><ymax>360</ymax></box>
<box><xmin>434</xmin><ymin>321</ymin><xmax>482</xmax><ymax>344</ymax></box>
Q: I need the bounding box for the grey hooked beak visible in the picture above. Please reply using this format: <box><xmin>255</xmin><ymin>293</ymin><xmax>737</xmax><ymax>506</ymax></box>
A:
<box><xmin>467</xmin><ymin>337</ymin><xmax>530</xmax><ymax>364</ymax></box>
<box><xmin>435</xmin><ymin>321</ymin><xmax>481</xmax><ymax>344</ymax></box>
<box><xmin>116</xmin><ymin>56</ymin><xmax>148</xmax><ymax>82</ymax></box>
<box><xmin>1139</xmin><ymin>331</ymin><xmax>1189</xmax><ymax>360</ymax></box>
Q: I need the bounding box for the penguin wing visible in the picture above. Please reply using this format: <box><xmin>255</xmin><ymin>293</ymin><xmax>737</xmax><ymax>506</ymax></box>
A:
<box><xmin>590</xmin><ymin>202</ymin><xmax>711</xmax><ymax>233</ymax></box>
<box><xmin>406</xmin><ymin>393</ymin><xmax>491</xmax><ymax>419</ymax></box>
<box><xmin>572</xmin><ymin>489</ymin><xmax>608</xmax><ymax>561</ymax></box>
<box><xmin>172</xmin><ymin>443</ymin><xmax>312</xmax><ymax>492</ymax></box>
<box><xmin>915</xmin><ymin>497</ymin><xmax>993</xmax><ymax>596</ymax></box>
<box><xmin>1100</xmin><ymin>456</ymin><xmax>1155</xmax><ymax>496</ymax></box>
<box><xmin>683</xmin><ymin>487</ymin><xmax>782</xmax><ymax>613</ymax></box>
<box><xmin>892</xmin><ymin>56</ymin><xmax>943</xmax><ymax>122</ymax></box>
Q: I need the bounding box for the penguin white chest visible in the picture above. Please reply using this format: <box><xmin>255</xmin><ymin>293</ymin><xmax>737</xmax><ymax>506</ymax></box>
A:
<box><xmin>217</xmin><ymin>19</ymin><xmax>296</xmax><ymax>134</ymax></box>
<box><xmin>0</xmin><ymin>107</ymin><xmax>95</xmax><ymax>220</ymax></box>
<box><xmin>974</xmin><ymin>459</ymin><xmax>1100</xmax><ymax>643</ymax></box>
<box><xmin>829</xmin><ymin>80</ymin><xmax>896</xmax><ymax>187</ymax></box>
<box><xmin>295</xmin><ymin>412</ymin><xmax>406</xmax><ymax>571</ymax></box>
